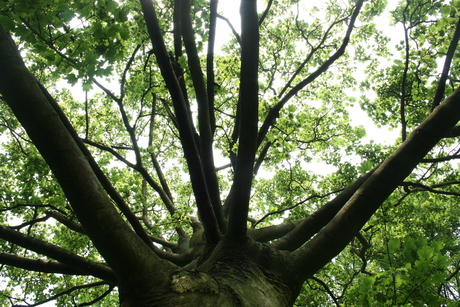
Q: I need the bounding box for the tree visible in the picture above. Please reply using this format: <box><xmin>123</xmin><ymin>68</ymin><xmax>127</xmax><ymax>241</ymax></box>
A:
<box><xmin>0</xmin><ymin>0</ymin><xmax>460</xmax><ymax>305</ymax></box>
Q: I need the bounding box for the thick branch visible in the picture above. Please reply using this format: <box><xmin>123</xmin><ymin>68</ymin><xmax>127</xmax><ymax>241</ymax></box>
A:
<box><xmin>139</xmin><ymin>0</ymin><xmax>220</xmax><ymax>243</ymax></box>
<box><xmin>248</xmin><ymin>219</ymin><xmax>304</xmax><ymax>243</ymax></box>
<box><xmin>0</xmin><ymin>252</ymin><xmax>98</xmax><ymax>277</ymax></box>
<box><xmin>181</xmin><ymin>0</ymin><xmax>224</xmax><ymax>230</ymax></box>
<box><xmin>0</xmin><ymin>225</ymin><xmax>116</xmax><ymax>282</ymax></box>
<box><xmin>227</xmin><ymin>0</ymin><xmax>259</xmax><ymax>239</ymax></box>
<box><xmin>293</xmin><ymin>86</ymin><xmax>460</xmax><ymax>281</ymax></box>
<box><xmin>207</xmin><ymin>0</ymin><xmax>218</xmax><ymax>134</ymax></box>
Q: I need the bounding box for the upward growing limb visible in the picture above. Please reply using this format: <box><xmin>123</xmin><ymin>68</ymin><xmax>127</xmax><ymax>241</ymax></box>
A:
<box><xmin>139</xmin><ymin>0</ymin><xmax>221</xmax><ymax>243</ymax></box>
<box><xmin>227</xmin><ymin>0</ymin><xmax>260</xmax><ymax>239</ymax></box>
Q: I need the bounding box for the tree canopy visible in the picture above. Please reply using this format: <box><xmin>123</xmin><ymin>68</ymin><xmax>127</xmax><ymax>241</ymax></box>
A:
<box><xmin>0</xmin><ymin>0</ymin><xmax>460</xmax><ymax>306</ymax></box>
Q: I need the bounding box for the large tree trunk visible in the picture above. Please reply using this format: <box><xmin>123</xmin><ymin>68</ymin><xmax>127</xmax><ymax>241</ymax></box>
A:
<box><xmin>120</xmin><ymin>239</ymin><xmax>300</xmax><ymax>307</ymax></box>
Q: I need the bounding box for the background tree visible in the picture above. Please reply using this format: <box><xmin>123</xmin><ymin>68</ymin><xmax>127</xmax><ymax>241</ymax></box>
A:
<box><xmin>0</xmin><ymin>0</ymin><xmax>459</xmax><ymax>306</ymax></box>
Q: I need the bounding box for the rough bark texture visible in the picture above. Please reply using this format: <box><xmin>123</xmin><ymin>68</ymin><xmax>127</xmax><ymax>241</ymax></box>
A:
<box><xmin>121</xmin><ymin>239</ymin><xmax>299</xmax><ymax>307</ymax></box>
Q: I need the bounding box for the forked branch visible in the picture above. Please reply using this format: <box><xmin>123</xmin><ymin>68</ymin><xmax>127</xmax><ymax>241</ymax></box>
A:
<box><xmin>139</xmin><ymin>0</ymin><xmax>221</xmax><ymax>243</ymax></box>
<box><xmin>257</xmin><ymin>0</ymin><xmax>364</xmax><ymax>148</ymax></box>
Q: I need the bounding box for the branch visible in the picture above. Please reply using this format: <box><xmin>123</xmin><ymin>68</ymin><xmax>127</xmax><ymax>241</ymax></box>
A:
<box><xmin>36</xmin><ymin>77</ymin><xmax>160</xmax><ymax>254</ymax></box>
<box><xmin>148</xmin><ymin>97</ymin><xmax>174</xmax><ymax>201</ymax></box>
<box><xmin>293</xmin><ymin>86</ymin><xmax>460</xmax><ymax>281</ymax></box>
<box><xmin>401</xmin><ymin>181</ymin><xmax>460</xmax><ymax>196</ymax></box>
<box><xmin>227</xmin><ymin>0</ymin><xmax>259</xmax><ymax>239</ymax></box>
<box><xmin>421</xmin><ymin>154</ymin><xmax>460</xmax><ymax>163</ymax></box>
<box><xmin>253</xmin><ymin>141</ymin><xmax>271</xmax><ymax>175</ymax></box>
<box><xmin>82</xmin><ymin>138</ymin><xmax>178</xmax><ymax>215</ymax></box>
<box><xmin>0</xmin><ymin>252</ymin><xmax>98</xmax><ymax>277</ymax></box>
<box><xmin>253</xmin><ymin>190</ymin><xmax>340</xmax><ymax>228</ymax></box>
<box><xmin>257</xmin><ymin>0</ymin><xmax>364</xmax><ymax>148</ymax></box>
<box><xmin>310</xmin><ymin>276</ymin><xmax>341</xmax><ymax>307</ymax></box>
<box><xmin>248</xmin><ymin>219</ymin><xmax>304</xmax><ymax>243</ymax></box>
<box><xmin>400</xmin><ymin>20</ymin><xmax>410</xmax><ymax>142</ymax></box>
<box><xmin>181</xmin><ymin>0</ymin><xmax>224</xmax><ymax>230</ymax></box>
<box><xmin>9</xmin><ymin>216</ymin><xmax>49</xmax><ymax>230</ymax></box>
<box><xmin>120</xmin><ymin>44</ymin><xmax>142</xmax><ymax>101</ymax></box>
<box><xmin>258</xmin><ymin>0</ymin><xmax>274</xmax><ymax>26</ymax></box>
<box><xmin>278</xmin><ymin>10</ymin><xmax>351</xmax><ymax>99</ymax></box>
<box><xmin>45</xmin><ymin>211</ymin><xmax>86</xmax><ymax>234</ymax></box>
<box><xmin>431</xmin><ymin>17</ymin><xmax>460</xmax><ymax>111</ymax></box>
<box><xmin>273</xmin><ymin>169</ymin><xmax>375</xmax><ymax>251</ymax></box>
<box><xmin>217</xmin><ymin>14</ymin><xmax>242</xmax><ymax>45</ymax></box>
<box><xmin>13</xmin><ymin>281</ymin><xmax>112</xmax><ymax>307</ymax></box>
<box><xmin>0</xmin><ymin>203</ymin><xmax>66</xmax><ymax>215</ymax></box>
<box><xmin>0</xmin><ymin>225</ymin><xmax>116</xmax><ymax>282</ymax></box>
<box><xmin>207</xmin><ymin>0</ymin><xmax>218</xmax><ymax>134</ymax></box>
<box><xmin>139</xmin><ymin>0</ymin><xmax>220</xmax><ymax>243</ymax></box>
<box><xmin>443</xmin><ymin>125</ymin><xmax>460</xmax><ymax>138</ymax></box>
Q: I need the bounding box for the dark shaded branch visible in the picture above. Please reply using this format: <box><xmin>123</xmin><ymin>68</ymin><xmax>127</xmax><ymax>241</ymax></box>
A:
<box><xmin>45</xmin><ymin>211</ymin><xmax>86</xmax><ymax>234</ymax></box>
<box><xmin>293</xmin><ymin>86</ymin><xmax>460</xmax><ymax>281</ymax></box>
<box><xmin>258</xmin><ymin>0</ymin><xmax>274</xmax><ymax>26</ymax></box>
<box><xmin>38</xmin><ymin>77</ymin><xmax>158</xmax><ymax>253</ymax></box>
<box><xmin>400</xmin><ymin>16</ymin><xmax>410</xmax><ymax>142</ymax></box>
<box><xmin>10</xmin><ymin>216</ymin><xmax>49</xmax><ymax>230</ymax></box>
<box><xmin>0</xmin><ymin>225</ymin><xmax>116</xmax><ymax>282</ymax></box>
<box><xmin>351</xmin><ymin>232</ymin><xmax>371</xmax><ymax>274</ymax></box>
<box><xmin>401</xmin><ymin>181</ymin><xmax>460</xmax><ymax>196</ymax></box>
<box><xmin>13</xmin><ymin>281</ymin><xmax>111</xmax><ymax>307</ymax></box>
<box><xmin>139</xmin><ymin>0</ymin><xmax>220</xmax><ymax>244</ymax></box>
<box><xmin>257</xmin><ymin>0</ymin><xmax>364</xmax><ymax>148</ymax></box>
<box><xmin>79</xmin><ymin>284</ymin><xmax>115</xmax><ymax>307</ymax></box>
<box><xmin>278</xmin><ymin>10</ymin><xmax>351</xmax><ymax>99</ymax></box>
<box><xmin>248</xmin><ymin>219</ymin><xmax>304</xmax><ymax>243</ymax></box>
<box><xmin>120</xmin><ymin>44</ymin><xmax>142</xmax><ymax>101</ymax></box>
<box><xmin>254</xmin><ymin>190</ymin><xmax>340</xmax><ymax>228</ymax></box>
<box><xmin>0</xmin><ymin>252</ymin><xmax>98</xmax><ymax>277</ymax></box>
<box><xmin>443</xmin><ymin>125</ymin><xmax>460</xmax><ymax>138</ymax></box>
<box><xmin>253</xmin><ymin>141</ymin><xmax>271</xmax><ymax>175</ymax></box>
<box><xmin>217</xmin><ymin>14</ymin><xmax>242</xmax><ymax>45</ymax></box>
<box><xmin>273</xmin><ymin>169</ymin><xmax>374</xmax><ymax>251</ymax></box>
<box><xmin>82</xmin><ymin>138</ymin><xmax>178</xmax><ymax>215</ymax></box>
<box><xmin>148</xmin><ymin>96</ymin><xmax>174</xmax><ymax>202</ymax></box>
<box><xmin>227</xmin><ymin>0</ymin><xmax>259</xmax><ymax>239</ymax></box>
<box><xmin>207</xmin><ymin>0</ymin><xmax>218</xmax><ymax>134</ymax></box>
<box><xmin>82</xmin><ymin>138</ymin><xmax>137</xmax><ymax>168</ymax></box>
<box><xmin>0</xmin><ymin>203</ymin><xmax>66</xmax><ymax>215</ymax></box>
<box><xmin>310</xmin><ymin>276</ymin><xmax>341</xmax><ymax>307</ymax></box>
<box><xmin>181</xmin><ymin>0</ymin><xmax>224</xmax><ymax>230</ymax></box>
<box><xmin>431</xmin><ymin>17</ymin><xmax>460</xmax><ymax>111</ymax></box>
<box><xmin>421</xmin><ymin>154</ymin><xmax>460</xmax><ymax>163</ymax></box>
